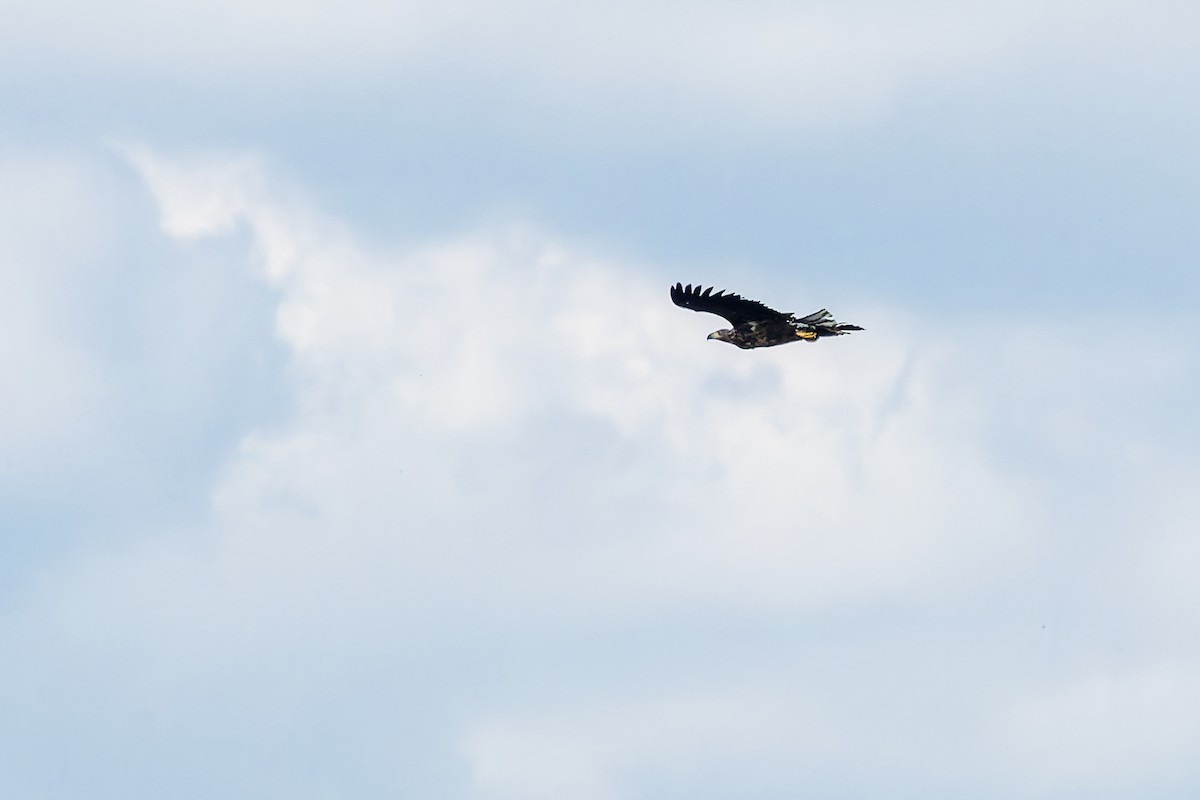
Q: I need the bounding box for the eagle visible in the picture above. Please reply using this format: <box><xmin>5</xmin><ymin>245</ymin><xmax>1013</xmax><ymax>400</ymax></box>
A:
<box><xmin>670</xmin><ymin>283</ymin><xmax>863</xmax><ymax>349</ymax></box>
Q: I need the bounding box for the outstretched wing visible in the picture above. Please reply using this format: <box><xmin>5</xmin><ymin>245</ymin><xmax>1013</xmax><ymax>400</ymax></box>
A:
<box><xmin>670</xmin><ymin>283</ymin><xmax>789</xmax><ymax>327</ymax></box>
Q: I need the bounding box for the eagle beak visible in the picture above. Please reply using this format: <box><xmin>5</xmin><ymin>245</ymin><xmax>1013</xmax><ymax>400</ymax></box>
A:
<box><xmin>707</xmin><ymin>332</ymin><xmax>719</xmax><ymax>340</ymax></box>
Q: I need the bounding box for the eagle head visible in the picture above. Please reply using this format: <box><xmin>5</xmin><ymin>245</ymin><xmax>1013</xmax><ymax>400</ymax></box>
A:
<box><xmin>707</xmin><ymin>329</ymin><xmax>734</xmax><ymax>343</ymax></box>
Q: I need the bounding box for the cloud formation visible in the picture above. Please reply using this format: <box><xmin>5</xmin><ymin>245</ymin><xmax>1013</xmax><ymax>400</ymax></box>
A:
<box><xmin>1</xmin><ymin>147</ymin><xmax>1197</xmax><ymax>798</ymax></box>
<box><xmin>9</xmin><ymin>0</ymin><xmax>1196</xmax><ymax>143</ymax></box>
<box><xmin>122</xmin><ymin>146</ymin><xmax>1048</xmax><ymax>616</ymax></box>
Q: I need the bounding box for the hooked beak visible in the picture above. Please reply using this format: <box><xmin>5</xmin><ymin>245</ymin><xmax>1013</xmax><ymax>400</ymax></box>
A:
<box><xmin>707</xmin><ymin>331</ymin><xmax>720</xmax><ymax>340</ymax></box>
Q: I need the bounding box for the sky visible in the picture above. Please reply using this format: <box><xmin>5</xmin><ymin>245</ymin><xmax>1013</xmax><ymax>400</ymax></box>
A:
<box><xmin>2</xmin><ymin>0</ymin><xmax>1199</xmax><ymax>797</ymax></box>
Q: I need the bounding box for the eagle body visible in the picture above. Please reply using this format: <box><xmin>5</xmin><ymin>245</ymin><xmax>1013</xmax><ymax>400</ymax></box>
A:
<box><xmin>670</xmin><ymin>283</ymin><xmax>862</xmax><ymax>349</ymax></box>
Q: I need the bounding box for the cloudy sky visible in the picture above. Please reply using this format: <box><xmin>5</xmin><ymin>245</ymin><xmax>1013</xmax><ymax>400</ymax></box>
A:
<box><xmin>2</xmin><ymin>0</ymin><xmax>1199</xmax><ymax>797</ymax></box>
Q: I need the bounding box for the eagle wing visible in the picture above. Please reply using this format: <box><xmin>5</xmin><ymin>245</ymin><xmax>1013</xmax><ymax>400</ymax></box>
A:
<box><xmin>670</xmin><ymin>283</ymin><xmax>789</xmax><ymax>327</ymax></box>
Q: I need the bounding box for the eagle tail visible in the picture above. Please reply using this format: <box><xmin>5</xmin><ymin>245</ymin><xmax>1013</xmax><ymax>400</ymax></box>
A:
<box><xmin>794</xmin><ymin>309</ymin><xmax>864</xmax><ymax>337</ymax></box>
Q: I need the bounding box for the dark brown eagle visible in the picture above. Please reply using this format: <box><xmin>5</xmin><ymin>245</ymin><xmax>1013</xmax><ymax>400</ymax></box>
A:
<box><xmin>670</xmin><ymin>283</ymin><xmax>863</xmax><ymax>349</ymax></box>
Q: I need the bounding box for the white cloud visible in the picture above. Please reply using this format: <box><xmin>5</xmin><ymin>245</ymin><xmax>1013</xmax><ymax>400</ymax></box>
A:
<box><xmin>11</xmin><ymin>0</ymin><xmax>1191</xmax><ymax>138</ymax></box>
<box><xmin>1000</xmin><ymin>663</ymin><xmax>1200</xmax><ymax>795</ymax></box>
<box><xmin>461</xmin><ymin>686</ymin><xmax>828</xmax><ymax>800</ymax></box>
<box><xmin>118</xmin><ymin>146</ymin><xmax>266</xmax><ymax>240</ymax></box>
<box><xmin>116</xmin><ymin>147</ymin><xmax>1049</xmax><ymax>622</ymax></box>
<box><xmin>2</xmin><ymin>147</ymin><xmax>1197</xmax><ymax>797</ymax></box>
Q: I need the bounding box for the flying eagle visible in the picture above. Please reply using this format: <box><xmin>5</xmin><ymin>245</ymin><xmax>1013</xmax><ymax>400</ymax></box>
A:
<box><xmin>670</xmin><ymin>283</ymin><xmax>863</xmax><ymax>349</ymax></box>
